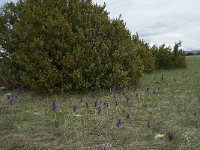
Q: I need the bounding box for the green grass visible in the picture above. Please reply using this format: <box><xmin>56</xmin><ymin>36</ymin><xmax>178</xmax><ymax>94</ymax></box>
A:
<box><xmin>0</xmin><ymin>55</ymin><xmax>200</xmax><ymax>150</ymax></box>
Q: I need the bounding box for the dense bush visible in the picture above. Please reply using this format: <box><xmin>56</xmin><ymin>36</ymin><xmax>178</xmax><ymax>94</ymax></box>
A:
<box><xmin>132</xmin><ymin>34</ymin><xmax>155</xmax><ymax>73</ymax></box>
<box><xmin>0</xmin><ymin>0</ymin><xmax>144</xmax><ymax>93</ymax></box>
<box><xmin>172</xmin><ymin>42</ymin><xmax>186</xmax><ymax>68</ymax></box>
<box><xmin>151</xmin><ymin>42</ymin><xmax>186</xmax><ymax>69</ymax></box>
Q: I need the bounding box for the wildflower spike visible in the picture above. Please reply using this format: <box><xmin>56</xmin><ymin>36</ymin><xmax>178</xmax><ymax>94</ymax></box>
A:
<box><xmin>168</xmin><ymin>132</ymin><xmax>174</xmax><ymax>141</ymax></box>
<box><xmin>94</xmin><ymin>100</ymin><xmax>98</xmax><ymax>108</ymax></box>
<box><xmin>97</xmin><ymin>107</ymin><xmax>102</xmax><ymax>115</ymax></box>
<box><xmin>147</xmin><ymin>121</ymin><xmax>151</xmax><ymax>129</ymax></box>
<box><xmin>116</xmin><ymin>119</ymin><xmax>122</xmax><ymax>128</ymax></box>
<box><xmin>125</xmin><ymin>95</ymin><xmax>129</xmax><ymax>103</ymax></box>
<box><xmin>52</xmin><ymin>100</ymin><xmax>56</xmax><ymax>112</ymax></box>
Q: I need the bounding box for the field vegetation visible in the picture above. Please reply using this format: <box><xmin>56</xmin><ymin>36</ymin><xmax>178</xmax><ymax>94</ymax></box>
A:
<box><xmin>0</xmin><ymin>1</ymin><xmax>198</xmax><ymax>149</ymax></box>
<box><xmin>0</xmin><ymin>56</ymin><xmax>199</xmax><ymax>149</ymax></box>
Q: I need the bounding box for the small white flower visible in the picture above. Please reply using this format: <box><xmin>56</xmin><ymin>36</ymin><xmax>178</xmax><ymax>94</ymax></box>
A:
<box><xmin>155</xmin><ymin>134</ymin><xmax>165</xmax><ymax>139</ymax></box>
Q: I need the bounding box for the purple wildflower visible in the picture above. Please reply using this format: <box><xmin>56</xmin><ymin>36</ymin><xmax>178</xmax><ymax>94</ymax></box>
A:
<box><xmin>97</xmin><ymin>107</ymin><xmax>102</xmax><ymax>115</ymax></box>
<box><xmin>94</xmin><ymin>100</ymin><xmax>98</xmax><ymax>108</ymax></box>
<box><xmin>52</xmin><ymin>100</ymin><xmax>56</xmax><ymax>112</ymax></box>
<box><xmin>125</xmin><ymin>95</ymin><xmax>129</xmax><ymax>103</ymax></box>
<box><xmin>85</xmin><ymin>101</ymin><xmax>89</xmax><ymax>109</ymax></box>
<box><xmin>147</xmin><ymin>121</ymin><xmax>151</xmax><ymax>129</ymax></box>
<box><xmin>167</xmin><ymin>132</ymin><xmax>174</xmax><ymax>141</ymax></box>
<box><xmin>103</xmin><ymin>101</ymin><xmax>108</xmax><ymax>108</ymax></box>
<box><xmin>103</xmin><ymin>101</ymin><xmax>106</xmax><ymax>107</ymax></box>
<box><xmin>116</xmin><ymin>119</ymin><xmax>122</xmax><ymax>128</ymax></box>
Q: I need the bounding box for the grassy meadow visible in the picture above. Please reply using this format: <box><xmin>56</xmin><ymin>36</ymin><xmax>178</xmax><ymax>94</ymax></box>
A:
<box><xmin>0</xmin><ymin>55</ymin><xmax>200</xmax><ymax>150</ymax></box>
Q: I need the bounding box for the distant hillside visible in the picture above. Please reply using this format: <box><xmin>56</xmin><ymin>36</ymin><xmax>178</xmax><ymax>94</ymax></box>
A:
<box><xmin>184</xmin><ymin>50</ymin><xmax>200</xmax><ymax>55</ymax></box>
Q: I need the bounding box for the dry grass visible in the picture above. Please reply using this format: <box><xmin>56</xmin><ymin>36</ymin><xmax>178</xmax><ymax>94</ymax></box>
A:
<box><xmin>0</xmin><ymin>55</ymin><xmax>200</xmax><ymax>150</ymax></box>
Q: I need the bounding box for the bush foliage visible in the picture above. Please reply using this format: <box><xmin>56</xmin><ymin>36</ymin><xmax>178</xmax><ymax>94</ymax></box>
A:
<box><xmin>151</xmin><ymin>42</ymin><xmax>186</xmax><ymax>69</ymax></box>
<box><xmin>0</xmin><ymin>0</ymin><xmax>186</xmax><ymax>93</ymax></box>
<box><xmin>0</xmin><ymin>0</ymin><xmax>144</xmax><ymax>93</ymax></box>
<box><xmin>132</xmin><ymin>34</ymin><xmax>155</xmax><ymax>73</ymax></box>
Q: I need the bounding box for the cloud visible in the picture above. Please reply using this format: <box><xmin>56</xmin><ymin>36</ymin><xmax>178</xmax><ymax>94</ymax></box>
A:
<box><xmin>1</xmin><ymin>0</ymin><xmax>200</xmax><ymax>50</ymax></box>
<box><xmin>93</xmin><ymin>0</ymin><xmax>200</xmax><ymax>50</ymax></box>
<box><xmin>0</xmin><ymin>0</ymin><xmax>15</xmax><ymax>6</ymax></box>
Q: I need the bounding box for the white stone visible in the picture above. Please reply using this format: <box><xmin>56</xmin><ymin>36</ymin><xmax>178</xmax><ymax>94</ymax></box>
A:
<box><xmin>155</xmin><ymin>134</ymin><xmax>165</xmax><ymax>139</ymax></box>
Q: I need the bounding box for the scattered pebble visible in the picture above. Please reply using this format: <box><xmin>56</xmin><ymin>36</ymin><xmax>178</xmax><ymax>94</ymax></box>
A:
<box><xmin>155</xmin><ymin>134</ymin><xmax>165</xmax><ymax>139</ymax></box>
<box><xmin>33</xmin><ymin>112</ymin><xmax>40</xmax><ymax>115</ymax></box>
<box><xmin>74</xmin><ymin>114</ymin><xmax>82</xmax><ymax>117</ymax></box>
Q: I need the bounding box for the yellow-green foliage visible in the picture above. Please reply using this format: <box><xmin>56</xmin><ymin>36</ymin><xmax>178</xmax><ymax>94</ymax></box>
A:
<box><xmin>135</xmin><ymin>44</ymin><xmax>155</xmax><ymax>73</ymax></box>
<box><xmin>132</xmin><ymin>34</ymin><xmax>155</xmax><ymax>73</ymax></box>
<box><xmin>0</xmin><ymin>0</ymin><xmax>144</xmax><ymax>93</ymax></box>
<box><xmin>151</xmin><ymin>42</ymin><xmax>187</xmax><ymax>69</ymax></box>
<box><xmin>172</xmin><ymin>42</ymin><xmax>187</xmax><ymax>68</ymax></box>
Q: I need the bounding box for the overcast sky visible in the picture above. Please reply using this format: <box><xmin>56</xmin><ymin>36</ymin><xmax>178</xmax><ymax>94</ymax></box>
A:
<box><xmin>93</xmin><ymin>0</ymin><xmax>200</xmax><ymax>50</ymax></box>
<box><xmin>1</xmin><ymin>0</ymin><xmax>200</xmax><ymax>50</ymax></box>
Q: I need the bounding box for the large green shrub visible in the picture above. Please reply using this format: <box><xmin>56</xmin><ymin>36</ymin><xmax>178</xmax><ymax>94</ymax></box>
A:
<box><xmin>132</xmin><ymin>34</ymin><xmax>155</xmax><ymax>73</ymax></box>
<box><xmin>152</xmin><ymin>44</ymin><xmax>173</xmax><ymax>69</ymax></box>
<box><xmin>151</xmin><ymin>42</ymin><xmax>187</xmax><ymax>69</ymax></box>
<box><xmin>172</xmin><ymin>42</ymin><xmax>186</xmax><ymax>68</ymax></box>
<box><xmin>0</xmin><ymin>0</ymin><xmax>143</xmax><ymax>93</ymax></box>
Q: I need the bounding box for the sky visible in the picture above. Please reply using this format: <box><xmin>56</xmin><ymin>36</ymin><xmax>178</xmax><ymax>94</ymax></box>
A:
<box><xmin>1</xmin><ymin>0</ymin><xmax>200</xmax><ymax>50</ymax></box>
